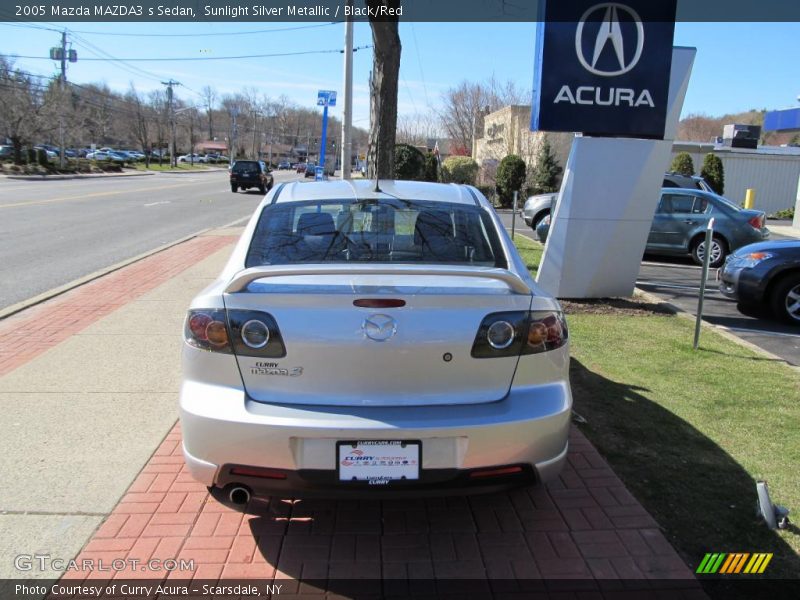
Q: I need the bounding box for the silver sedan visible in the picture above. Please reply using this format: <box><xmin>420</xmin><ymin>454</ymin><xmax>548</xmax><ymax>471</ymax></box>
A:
<box><xmin>180</xmin><ymin>180</ymin><xmax>572</xmax><ymax>500</ymax></box>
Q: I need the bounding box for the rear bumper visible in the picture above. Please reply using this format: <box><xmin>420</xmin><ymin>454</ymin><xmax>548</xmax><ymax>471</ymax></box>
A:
<box><xmin>180</xmin><ymin>380</ymin><xmax>571</xmax><ymax>497</ymax></box>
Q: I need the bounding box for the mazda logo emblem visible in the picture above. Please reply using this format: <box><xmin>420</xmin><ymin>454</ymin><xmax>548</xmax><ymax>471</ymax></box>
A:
<box><xmin>362</xmin><ymin>314</ymin><xmax>397</xmax><ymax>342</ymax></box>
<box><xmin>575</xmin><ymin>3</ymin><xmax>644</xmax><ymax>77</ymax></box>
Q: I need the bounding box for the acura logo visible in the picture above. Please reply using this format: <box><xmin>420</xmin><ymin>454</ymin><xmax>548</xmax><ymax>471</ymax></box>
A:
<box><xmin>575</xmin><ymin>3</ymin><xmax>644</xmax><ymax>77</ymax></box>
<box><xmin>362</xmin><ymin>314</ymin><xmax>397</xmax><ymax>342</ymax></box>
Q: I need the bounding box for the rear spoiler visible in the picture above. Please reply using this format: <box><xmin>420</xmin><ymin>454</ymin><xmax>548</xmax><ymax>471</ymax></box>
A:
<box><xmin>224</xmin><ymin>264</ymin><xmax>531</xmax><ymax>295</ymax></box>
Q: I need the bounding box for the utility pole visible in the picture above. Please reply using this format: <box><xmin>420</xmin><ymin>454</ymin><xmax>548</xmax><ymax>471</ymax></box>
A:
<box><xmin>341</xmin><ymin>2</ymin><xmax>354</xmax><ymax>179</ymax></box>
<box><xmin>58</xmin><ymin>30</ymin><xmax>67</xmax><ymax>169</ymax></box>
<box><xmin>162</xmin><ymin>79</ymin><xmax>180</xmax><ymax>167</ymax></box>
<box><xmin>229</xmin><ymin>107</ymin><xmax>239</xmax><ymax>167</ymax></box>
<box><xmin>251</xmin><ymin>110</ymin><xmax>259</xmax><ymax>159</ymax></box>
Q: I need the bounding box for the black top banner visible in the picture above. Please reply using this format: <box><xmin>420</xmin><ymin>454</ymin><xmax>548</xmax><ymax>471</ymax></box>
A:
<box><xmin>531</xmin><ymin>0</ymin><xmax>677</xmax><ymax>139</ymax></box>
<box><xmin>2</xmin><ymin>0</ymin><xmax>800</xmax><ymax>22</ymax></box>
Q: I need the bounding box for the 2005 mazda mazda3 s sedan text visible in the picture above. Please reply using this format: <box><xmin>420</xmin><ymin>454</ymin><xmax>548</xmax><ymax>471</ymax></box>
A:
<box><xmin>180</xmin><ymin>180</ymin><xmax>572</xmax><ymax>500</ymax></box>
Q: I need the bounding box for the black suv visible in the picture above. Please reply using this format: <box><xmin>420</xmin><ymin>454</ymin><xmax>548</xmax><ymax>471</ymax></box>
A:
<box><xmin>230</xmin><ymin>160</ymin><xmax>273</xmax><ymax>194</ymax></box>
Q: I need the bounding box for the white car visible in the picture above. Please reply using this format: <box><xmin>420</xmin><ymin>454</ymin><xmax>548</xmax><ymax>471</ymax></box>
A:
<box><xmin>180</xmin><ymin>180</ymin><xmax>571</xmax><ymax>501</ymax></box>
<box><xmin>177</xmin><ymin>153</ymin><xmax>207</xmax><ymax>163</ymax></box>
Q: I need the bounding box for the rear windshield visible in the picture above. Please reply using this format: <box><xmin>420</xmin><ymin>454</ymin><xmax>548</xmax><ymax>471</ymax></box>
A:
<box><xmin>245</xmin><ymin>198</ymin><xmax>506</xmax><ymax>268</ymax></box>
<box><xmin>233</xmin><ymin>161</ymin><xmax>259</xmax><ymax>173</ymax></box>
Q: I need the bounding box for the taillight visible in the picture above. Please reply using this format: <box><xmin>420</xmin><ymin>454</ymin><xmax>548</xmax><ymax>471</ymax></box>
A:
<box><xmin>185</xmin><ymin>310</ymin><xmax>232</xmax><ymax>353</ymax></box>
<box><xmin>471</xmin><ymin>311</ymin><xmax>568</xmax><ymax>358</ymax></box>
<box><xmin>226</xmin><ymin>309</ymin><xmax>286</xmax><ymax>358</ymax></box>
<box><xmin>748</xmin><ymin>214</ymin><xmax>764</xmax><ymax>229</ymax></box>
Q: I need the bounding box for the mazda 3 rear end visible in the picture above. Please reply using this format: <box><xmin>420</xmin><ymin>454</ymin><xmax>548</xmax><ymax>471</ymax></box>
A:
<box><xmin>179</xmin><ymin>180</ymin><xmax>571</xmax><ymax>499</ymax></box>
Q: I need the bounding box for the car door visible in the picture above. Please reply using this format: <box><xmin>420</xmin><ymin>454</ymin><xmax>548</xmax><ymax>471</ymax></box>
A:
<box><xmin>649</xmin><ymin>192</ymin><xmax>697</xmax><ymax>251</ymax></box>
<box><xmin>647</xmin><ymin>194</ymin><xmax>673</xmax><ymax>249</ymax></box>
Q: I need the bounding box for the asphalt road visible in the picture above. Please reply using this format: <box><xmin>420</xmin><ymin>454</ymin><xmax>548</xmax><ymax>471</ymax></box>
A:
<box><xmin>0</xmin><ymin>169</ymin><xmax>301</xmax><ymax>310</ymax></box>
<box><xmin>502</xmin><ymin>212</ymin><xmax>800</xmax><ymax>366</ymax></box>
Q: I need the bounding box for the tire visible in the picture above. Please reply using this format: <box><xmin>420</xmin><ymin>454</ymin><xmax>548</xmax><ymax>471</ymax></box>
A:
<box><xmin>258</xmin><ymin>185</ymin><xmax>267</xmax><ymax>194</ymax></box>
<box><xmin>769</xmin><ymin>273</ymin><xmax>800</xmax><ymax>325</ymax></box>
<box><xmin>691</xmin><ymin>235</ymin><xmax>727</xmax><ymax>268</ymax></box>
<box><xmin>230</xmin><ymin>184</ymin><xmax>237</xmax><ymax>193</ymax></box>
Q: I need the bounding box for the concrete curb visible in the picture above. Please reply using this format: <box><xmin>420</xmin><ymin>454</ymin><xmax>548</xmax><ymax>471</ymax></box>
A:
<box><xmin>633</xmin><ymin>287</ymin><xmax>799</xmax><ymax>372</ymax></box>
<box><xmin>0</xmin><ymin>215</ymin><xmax>247</xmax><ymax>321</ymax></box>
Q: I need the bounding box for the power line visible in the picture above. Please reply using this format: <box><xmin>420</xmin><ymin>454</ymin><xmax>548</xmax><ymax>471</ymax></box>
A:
<box><xmin>62</xmin><ymin>22</ymin><xmax>337</xmax><ymax>37</ymax></box>
<box><xmin>7</xmin><ymin>46</ymin><xmax>372</xmax><ymax>62</ymax></box>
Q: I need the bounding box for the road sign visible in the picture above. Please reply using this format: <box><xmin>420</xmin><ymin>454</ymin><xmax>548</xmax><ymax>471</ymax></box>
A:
<box><xmin>315</xmin><ymin>166</ymin><xmax>325</xmax><ymax>181</ymax></box>
<box><xmin>317</xmin><ymin>90</ymin><xmax>337</xmax><ymax>107</ymax></box>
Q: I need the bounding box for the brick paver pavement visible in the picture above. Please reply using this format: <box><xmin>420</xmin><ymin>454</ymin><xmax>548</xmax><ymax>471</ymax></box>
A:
<box><xmin>60</xmin><ymin>424</ymin><xmax>703</xmax><ymax>598</ymax></box>
<box><xmin>0</xmin><ymin>235</ymin><xmax>236</xmax><ymax>377</ymax></box>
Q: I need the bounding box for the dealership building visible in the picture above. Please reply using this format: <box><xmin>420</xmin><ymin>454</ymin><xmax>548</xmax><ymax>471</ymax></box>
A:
<box><xmin>474</xmin><ymin>105</ymin><xmax>800</xmax><ymax>223</ymax></box>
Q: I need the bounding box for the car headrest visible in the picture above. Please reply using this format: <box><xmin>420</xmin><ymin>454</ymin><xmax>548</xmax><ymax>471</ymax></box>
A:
<box><xmin>297</xmin><ymin>212</ymin><xmax>336</xmax><ymax>236</ymax></box>
<box><xmin>414</xmin><ymin>210</ymin><xmax>453</xmax><ymax>246</ymax></box>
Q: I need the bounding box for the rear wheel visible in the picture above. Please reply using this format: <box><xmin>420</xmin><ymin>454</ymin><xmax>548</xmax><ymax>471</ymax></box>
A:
<box><xmin>769</xmin><ymin>273</ymin><xmax>800</xmax><ymax>325</ymax></box>
<box><xmin>258</xmin><ymin>184</ymin><xmax>267</xmax><ymax>194</ymax></box>
<box><xmin>691</xmin><ymin>235</ymin><xmax>727</xmax><ymax>268</ymax></box>
<box><xmin>230</xmin><ymin>184</ymin><xmax>237</xmax><ymax>193</ymax></box>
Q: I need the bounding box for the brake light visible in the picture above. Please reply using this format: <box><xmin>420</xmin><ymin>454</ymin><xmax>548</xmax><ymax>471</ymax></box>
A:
<box><xmin>185</xmin><ymin>310</ymin><xmax>232</xmax><ymax>353</ymax></box>
<box><xmin>748</xmin><ymin>215</ymin><xmax>764</xmax><ymax>229</ymax></box>
<box><xmin>471</xmin><ymin>311</ymin><xmax>568</xmax><ymax>358</ymax></box>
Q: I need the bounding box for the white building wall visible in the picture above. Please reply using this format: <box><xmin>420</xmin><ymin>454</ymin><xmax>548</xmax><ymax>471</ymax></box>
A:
<box><xmin>670</xmin><ymin>145</ymin><xmax>800</xmax><ymax>215</ymax></box>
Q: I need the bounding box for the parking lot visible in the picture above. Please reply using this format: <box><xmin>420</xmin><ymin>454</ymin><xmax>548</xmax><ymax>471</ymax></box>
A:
<box><xmin>502</xmin><ymin>213</ymin><xmax>800</xmax><ymax>366</ymax></box>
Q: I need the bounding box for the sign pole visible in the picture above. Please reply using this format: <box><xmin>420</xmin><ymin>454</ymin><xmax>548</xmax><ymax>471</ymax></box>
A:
<box><xmin>319</xmin><ymin>103</ymin><xmax>329</xmax><ymax>176</ymax></box>
<box><xmin>693</xmin><ymin>218</ymin><xmax>715</xmax><ymax>350</ymax></box>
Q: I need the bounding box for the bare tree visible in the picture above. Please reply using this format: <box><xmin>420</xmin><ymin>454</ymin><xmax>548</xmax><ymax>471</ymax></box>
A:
<box><xmin>366</xmin><ymin>0</ymin><xmax>402</xmax><ymax>178</ymax></box>
<box><xmin>396</xmin><ymin>112</ymin><xmax>440</xmax><ymax>147</ymax></box>
<box><xmin>126</xmin><ymin>85</ymin><xmax>151</xmax><ymax>164</ymax></box>
<box><xmin>439</xmin><ymin>77</ymin><xmax>529</xmax><ymax>156</ymax></box>
<box><xmin>0</xmin><ymin>57</ymin><xmax>49</xmax><ymax>163</ymax></box>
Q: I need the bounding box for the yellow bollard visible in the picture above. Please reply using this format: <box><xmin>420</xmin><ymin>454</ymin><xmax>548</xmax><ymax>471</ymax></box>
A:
<box><xmin>744</xmin><ymin>188</ymin><xmax>755</xmax><ymax>209</ymax></box>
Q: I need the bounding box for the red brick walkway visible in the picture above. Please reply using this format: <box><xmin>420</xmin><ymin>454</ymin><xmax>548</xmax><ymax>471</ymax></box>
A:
<box><xmin>61</xmin><ymin>424</ymin><xmax>702</xmax><ymax>596</ymax></box>
<box><xmin>0</xmin><ymin>235</ymin><xmax>236</xmax><ymax>377</ymax></box>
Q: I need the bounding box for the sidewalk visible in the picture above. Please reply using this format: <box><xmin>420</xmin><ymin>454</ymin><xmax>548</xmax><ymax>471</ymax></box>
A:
<box><xmin>0</xmin><ymin>228</ymin><xmax>702</xmax><ymax>595</ymax></box>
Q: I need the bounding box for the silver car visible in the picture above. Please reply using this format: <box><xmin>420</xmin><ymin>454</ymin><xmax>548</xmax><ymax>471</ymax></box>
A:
<box><xmin>180</xmin><ymin>180</ymin><xmax>571</xmax><ymax>500</ymax></box>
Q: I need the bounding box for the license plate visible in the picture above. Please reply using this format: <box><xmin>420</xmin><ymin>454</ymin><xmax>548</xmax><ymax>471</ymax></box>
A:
<box><xmin>337</xmin><ymin>440</ymin><xmax>420</xmax><ymax>483</ymax></box>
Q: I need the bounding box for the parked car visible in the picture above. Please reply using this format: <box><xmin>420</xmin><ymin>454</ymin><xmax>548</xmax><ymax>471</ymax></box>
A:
<box><xmin>523</xmin><ymin>173</ymin><xmax>715</xmax><ymax>232</ymax></box>
<box><xmin>277</xmin><ymin>160</ymin><xmax>292</xmax><ymax>170</ymax></box>
<box><xmin>719</xmin><ymin>240</ymin><xmax>800</xmax><ymax>324</ymax></box>
<box><xmin>0</xmin><ymin>145</ymin><xmax>13</xmax><ymax>159</ymax></box>
<box><xmin>304</xmin><ymin>162</ymin><xmax>317</xmax><ymax>178</ymax></box>
<box><xmin>86</xmin><ymin>151</ymin><xmax>125</xmax><ymax>162</ymax></box>
<box><xmin>33</xmin><ymin>146</ymin><xmax>58</xmax><ymax>159</ymax></box>
<box><xmin>536</xmin><ymin>189</ymin><xmax>769</xmax><ymax>268</ymax></box>
<box><xmin>179</xmin><ymin>180</ymin><xmax>571</xmax><ymax>499</ymax></box>
<box><xmin>178</xmin><ymin>153</ymin><xmax>207</xmax><ymax>163</ymax></box>
<box><xmin>229</xmin><ymin>160</ymin><xmax>273</xmax><ymax>194</ymax></box>
<box><xmin>296</xmin><ymin>162</ymin><xmax>307</xmax><ymax>173</ymax></box>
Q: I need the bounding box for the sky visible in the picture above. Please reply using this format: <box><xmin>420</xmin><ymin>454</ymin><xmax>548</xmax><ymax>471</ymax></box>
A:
<box><xmin>1</xmin><ymin>19</ymin><xmax>799</xmax><ymax>133</ymax></box>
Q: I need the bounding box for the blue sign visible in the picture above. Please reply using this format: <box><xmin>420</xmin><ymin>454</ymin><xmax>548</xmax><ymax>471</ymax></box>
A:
<box><xmin>317</xmin><ymin>90</ymin><xmax>337</xmax><ymax>107</ymax></box>
<box><xmin>314</xmin><ymin>165</ymin><xmax>325</xmax><ymax>181</ymax></box>
<box><xmin>531</xmin><ymin>0</ymin><xmax>677</xmax><ymax>139</ymax></box>
<box><xmin>764</xmin><ymin>108</ymin><xmax>800</xmax><ymax>133</ymax></box>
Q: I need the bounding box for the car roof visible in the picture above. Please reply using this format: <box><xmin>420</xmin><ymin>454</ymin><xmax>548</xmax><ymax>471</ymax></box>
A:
<box><xmin>271</xmin><ymin>180</ymin><xmax>482</xmax><ymax>206</ymax></box>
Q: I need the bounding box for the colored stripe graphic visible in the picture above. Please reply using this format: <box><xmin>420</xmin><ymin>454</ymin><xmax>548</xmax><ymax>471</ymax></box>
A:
<box><xmin>697</xmin><ymin>552</ymin><xmax>773</xmax><ymax>574</ymax></box>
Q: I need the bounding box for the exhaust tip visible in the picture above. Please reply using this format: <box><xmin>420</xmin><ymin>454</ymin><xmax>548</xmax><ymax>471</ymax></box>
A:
<box><xmin>228</xmin><ymin>485</ymin><xmax>251</xmax><ymax>506</ymax></box>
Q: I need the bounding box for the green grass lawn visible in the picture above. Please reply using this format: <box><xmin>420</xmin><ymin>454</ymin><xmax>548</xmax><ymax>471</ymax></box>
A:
<box><xmin>514</xmin><ymin>234</ymin><xmax>800</xmax><ymax>579</ymax></box>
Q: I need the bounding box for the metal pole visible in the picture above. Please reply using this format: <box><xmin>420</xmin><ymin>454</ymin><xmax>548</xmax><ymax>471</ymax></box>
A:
<box><xmin>511</xmin><ymin>191</ymin><xmax>518</xmax><ymax>240</ymax></box>
<box><xmin>251</xmin><ymin>111</ymin><xmax>258</xmax><ymax>159</ymax></box>
<box><xmin>341</xmin><ymin>6</ymin><xmax>353</xmax><ymax>180</ymax></box>
<box><xmin>693</xmin><ymin>218</ymin><xmax>715</xmax><ymax>350</ymax></box>
<box><xmin>319</xmin><ymin>103</ymin><xmax>329</xmax><ymax>176</ymax></box>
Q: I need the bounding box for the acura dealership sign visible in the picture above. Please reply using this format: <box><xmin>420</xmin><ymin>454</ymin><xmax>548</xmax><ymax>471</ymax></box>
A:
<box><xmin>531</xmin><ymin>0</ymin><xmax>677</xmax><ymax>139</ymax></box>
